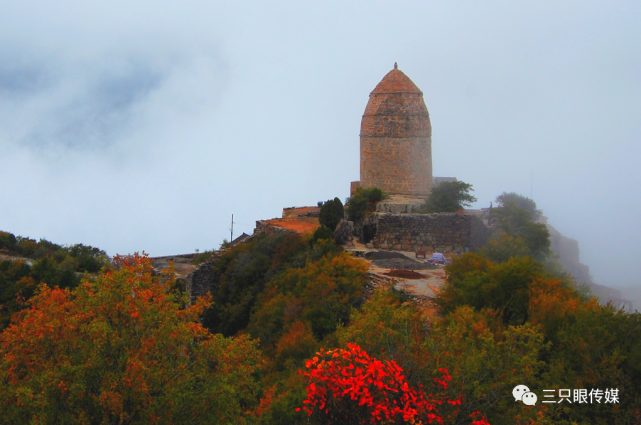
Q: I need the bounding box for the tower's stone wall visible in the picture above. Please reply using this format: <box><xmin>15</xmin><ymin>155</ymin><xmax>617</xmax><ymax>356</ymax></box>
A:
<box><xmin>359</xmin><ymin>66</ymin><xmax>432</xmax><ymax>197</ymax></box>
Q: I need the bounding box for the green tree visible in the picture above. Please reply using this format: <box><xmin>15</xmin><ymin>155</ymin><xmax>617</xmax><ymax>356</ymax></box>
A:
<box><xmin>345</xmin><ymin>187</ymin><xmax>386</xmax><ymax>222</ymax></box>
<box><xmin>318</xmin><ymin>197</ymin><xmax>344</xmax><ymax>231</ymax></box>
<box><xmin>437</xmin><ymin>253</ymin><xmax>543</xmax><ymax>325</ymax></box>
<box><xmin>0</xmin><ymin>260</ymin><xmax>34</xmax><ymax>329</ymax></box>
<box><xmin>67</xmin><ymin>243</ymin><xmax>109</xmax><ymax>272</ymax></box>
<box><xmin>491</xmin><ymin>198</ymin><xmax>550</xmax><ymax>260</ymax></box>
<box><xmin>495</xmin><ymin>192</ymin><xmax>540</xmax><ymax>220</ymax></box>
<box><xmin>0</xmin><ymin>231</ymin><xmax>17</xmax><ymax>251</ymax></box>
<box><xmin>422</xmin><ymin>181</ymin><xmax>477</xmax><ymax>213</ymax></box>
<box><xmin>310</xmin><ymin>225</ymin><xmax>334</xmax><ymax>245</ymax></box>
<box><xmin>540</xmin><ymin>304</ymin><xmax>641</xmax><ymax>424</ymax></box>
<box><xmin>202</xmin><ymin>233</ymin><xmax>296</xmax><ymax>337</ymax></box>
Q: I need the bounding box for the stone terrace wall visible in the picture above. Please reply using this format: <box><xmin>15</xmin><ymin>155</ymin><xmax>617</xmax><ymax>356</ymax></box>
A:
<box><xmin>369</xmin><ymin>212</ymin><xmax>488</xmax><ymax>252</ymax></box>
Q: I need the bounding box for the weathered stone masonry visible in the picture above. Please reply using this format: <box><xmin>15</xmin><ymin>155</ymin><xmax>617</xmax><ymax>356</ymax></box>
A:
<box><xmin>357</xmin><ymin>64</ymin><xmax>433</xmax><ymax>197</ymax></box>
<box><xmin>367</xmin><ymin>212</ymin><xmax>489</xmax><ymax>252</ymax></box>
<box><xmin>254</xmin><ymin>220</ymin><xmax>290</xmax><ymax>236</ymax></box>
<box><xmin>184</xmin><ymin>252</ymin><xmax>225</xmax><ymax>306</ymax></box>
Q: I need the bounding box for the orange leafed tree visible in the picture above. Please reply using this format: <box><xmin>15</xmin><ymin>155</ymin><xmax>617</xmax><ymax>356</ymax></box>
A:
<box><xmin>0</xmin><ymin>254</ymin><xmax>261</xmax><ymax>425</ymax></box>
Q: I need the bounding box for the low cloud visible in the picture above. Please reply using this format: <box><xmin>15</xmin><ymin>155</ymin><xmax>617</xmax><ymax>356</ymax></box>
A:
<box><xmin>0</xmin><ymin>43</ymin><xmax>225</xmax><ymax>156</ymax></box>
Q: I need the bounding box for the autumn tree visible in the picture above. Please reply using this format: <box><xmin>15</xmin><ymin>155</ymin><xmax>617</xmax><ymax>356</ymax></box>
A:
<box><xmin>337</xmin><ymin>289</ymin><xmax>432</xmax><ymax>384</ymax></box>
<box><xmin>1</xmin><ymin>257</ymin><xmax>80</xmax><ymax>331</ymax></box>
<box><xmin>0</xmin><ymin>254</ymin><xmax>262</xmax><ymax>424</ymax></box>
<box><xmin>0</xmin><ymin>233</ymin><xmax>113</xmax><ymax>332</ymax></box>
<box><xmin>531</xmin><ymin>289</ymin><xmax>641</xmax><ymax>424</ymax></box>
<box><xmin>201</xmin><ymin>233</ymin><xmax>370</xmax><ymax>425</ymax></box>
<box><xmin>550</xmin><ymin>306</ymin><xmax>641</xmax><ymax>424</ymax></box>
<box><xmin>429</xmin><ymin>308</ymin><xmax>547</xmax><ymax>425</ymax></box>
<box><xmin>434</xmin><ymin>252</ymin><xmax>641</xmax><ymax>424</ymax></box>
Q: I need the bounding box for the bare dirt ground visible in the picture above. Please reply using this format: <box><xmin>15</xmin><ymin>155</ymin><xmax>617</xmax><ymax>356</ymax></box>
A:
<box><xmin>262</xmin><ymin>217</ymin><xmax>321</xmax><ymax>234</ymax></box>
<box><xmin>350</xmin><ymin>240</ymin><xmax>450</xmax><ymax>317</ymax></box>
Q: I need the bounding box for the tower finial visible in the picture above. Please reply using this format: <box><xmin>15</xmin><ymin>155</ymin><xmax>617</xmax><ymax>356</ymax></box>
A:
<box><xmin>394</xmin><ymin>62</ymin><xmax>398</xmax><ymax>69</ymax></box>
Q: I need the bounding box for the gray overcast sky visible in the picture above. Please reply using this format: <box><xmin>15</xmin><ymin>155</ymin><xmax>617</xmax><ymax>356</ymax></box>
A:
<box><xmin>0</xmin><ymin>1</ymin><xmax>639</xmax><ymax>289</ymax></box>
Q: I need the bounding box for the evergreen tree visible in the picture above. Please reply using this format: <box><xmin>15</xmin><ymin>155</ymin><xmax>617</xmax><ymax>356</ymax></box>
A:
<box><xmin>318</xmin><ymin>197</ymin><xmax>344</xmax><ymax>231</ymax></box>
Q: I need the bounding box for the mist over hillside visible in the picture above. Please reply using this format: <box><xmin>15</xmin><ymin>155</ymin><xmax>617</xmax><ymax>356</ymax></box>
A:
<box><xmin>543</xmin><ymin>218</ymin><xmax>636</xmax><ymax>311</ymax></box>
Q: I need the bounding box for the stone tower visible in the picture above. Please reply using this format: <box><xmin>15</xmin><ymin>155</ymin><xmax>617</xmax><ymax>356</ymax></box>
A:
<box><xmin>356</xmin><ymin>63</ymin><xmax>432</xmax><ymax>197</ymax></box>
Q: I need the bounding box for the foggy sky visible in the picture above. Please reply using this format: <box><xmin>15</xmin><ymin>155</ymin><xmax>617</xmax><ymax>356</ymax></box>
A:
<box><xmin>1</xmin><ymin>1</ymin><xmax>639</xmax><ymax>289</ymax></box>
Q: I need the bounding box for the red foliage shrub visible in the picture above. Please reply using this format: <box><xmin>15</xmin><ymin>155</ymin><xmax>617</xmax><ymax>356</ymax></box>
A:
<box><xmin>297</xmin><ymin>343</ymin><xmax>490</xmax><ymax>424</ymax></box>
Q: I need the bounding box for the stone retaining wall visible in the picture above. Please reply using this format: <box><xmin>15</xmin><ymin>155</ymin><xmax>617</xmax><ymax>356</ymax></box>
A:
<box><xmin>185</xmin><ymin>252</ymin><xmax>226</xmax><ymax>306</ymax></box>
<box><xmin>368</xmin><ymin>212</ymin><xmax>488</xmax><ymax>252</ymax></box>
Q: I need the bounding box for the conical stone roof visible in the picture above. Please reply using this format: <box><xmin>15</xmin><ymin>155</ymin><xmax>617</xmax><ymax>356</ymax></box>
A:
<box><xmin>370</xmin><ymin>63</ymin><xmax>422</xmax><ymax>94</ymax></box>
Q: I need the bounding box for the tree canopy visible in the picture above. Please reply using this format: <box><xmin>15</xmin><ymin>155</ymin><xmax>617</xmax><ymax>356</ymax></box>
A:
<box><xmin>0</xmin><ymin>231</ymin><xmax>110</xmax><ymax>331</ymax></box>
<box><xmin>433</xmin><ymin>252</ymin><xmax>641</xmax><ymax>424</ymax></box>
<box><xmin>2</xmin><ymin>228</ymin><xmax>639</xmax><ymax>424</ymax></box>
<box><xmin>422</xmin><ymin>181</ymin><xmax>477</xmax><ymax>213</ymax></box>
<box><xmin>495</xmin><ymin>192</ymin><xmax>540</xmax><ymax>221</ymax></box>
<box><xmin>489</xmin><ymin>194</ymin><xmax>551</xmax><ymax>261</ymax></box>
<box><xmin>0</xmin><ymin>254</ymin><xmax>262</xmax><ymax>424</ymax></box>
<box><xmin>345</xmin><ymin>187</ymin><xmax>386</xmax><ymax>222</ymax></box>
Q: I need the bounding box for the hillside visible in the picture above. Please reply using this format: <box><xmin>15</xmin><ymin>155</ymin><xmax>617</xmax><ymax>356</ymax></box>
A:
<box><xmin>2</xmin><ymin>223</ymin><xmax>640</xmax><ymax>424</ymax></box>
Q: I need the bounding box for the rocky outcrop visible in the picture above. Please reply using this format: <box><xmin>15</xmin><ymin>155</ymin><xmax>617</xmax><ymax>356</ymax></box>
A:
<box><xmin>151</xmin><ymin>252</ymin><xmax>226</xmax><ymax>307</ymax></box>
<box><xmin>0</xmin><ymin>251</ymin><xmax>35</xmax><ymax>266</ymax></box>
